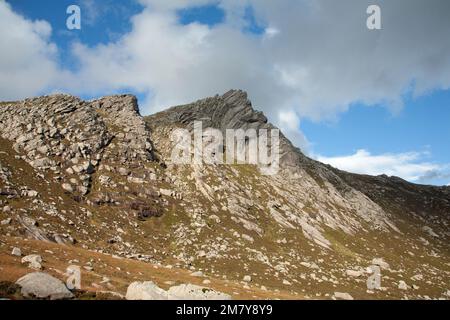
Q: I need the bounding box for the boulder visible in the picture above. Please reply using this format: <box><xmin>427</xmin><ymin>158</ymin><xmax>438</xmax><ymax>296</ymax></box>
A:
<box><xmin>16</xmin><ymin>272</ymin><xmax>73</xmax><ymax>300</ymax></box>
<box><xmin>167</xmin><ymin>284</ymin><xmax>231</xmax><ymax>300</ymax></box>
<box><xmin>22</xmin><ymin>216</ymin><xmax>37</xmax><ymax>226</ymax></box>
<box><xmin>26</xmin><ymin>190</ymin><xmax>39</xmax><ymax>197</ymax></box>
<box><xmin>1</xmin><ymin>218</ymin><xmax>12</xmax><ymax>225</ymax></box>
<box><xmin>125</xmin><ymin>281</ymin><xmax>168</xmax><ymax>300</ymax></box>
<box><xmin>11</xmin><ymin>247</ymin><xmax>22</xmax><ymax>257</ymax></box>
<box><xmin>300</xmin><ymin>261</ymin><xmax>320</xmax><ymax>269</ymax></box>
<box><xmin>29</xmin><ymin>157</ymin><xmax>53</xmax><ymax>169</ymax></box>
<box><xmin>125</xmin><ymin>281</ymin><xmax>231</xmax><ymax>300</ymax></box>
<box><xmin>346</xmin><ymin>270</ymin><xmax>363</xmax><ymax>277</ymax></box>
<box><xmin>333</xmin><ymin>292</ymin><xmax>354</xmax><ymax>300</ymax></box>
<box><xmin>159</xmin><ymin>188</ymin><xmax>174</xmax><ymax>197</ymax></box>
<box><xmin>371</xmin><ymin>258</ymin><xmax>390</xmax><ymax>270</ymax></box>
<box><xmin>118</xmin><ymin>167</ymin><xmax>130</xmax><ymax>176</ymax></box>
<box><xmin>62</xmin><ymin>183</ymin><xmax>74</xmax><ymax>193</ymax></box>
<box><xmin>21</xmin><ymin>254</ymin><xmax>43</xmax><ymax>270</ymax></box>
<box><xmin>398</xmin><ymin>280</ymin><xmax>409</xmax><ymax>290</ymax></box>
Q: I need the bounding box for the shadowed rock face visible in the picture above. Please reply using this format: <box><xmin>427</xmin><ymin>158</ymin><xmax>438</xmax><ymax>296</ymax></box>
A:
<box><xmin>0</xmin><ymin>91</ymin><xmax>449</xmax><ymax>300</ymax></box>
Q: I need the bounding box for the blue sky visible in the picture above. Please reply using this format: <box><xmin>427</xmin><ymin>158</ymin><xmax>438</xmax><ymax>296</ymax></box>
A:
<box><xmin>8</xmin><ymin>0</ymin><xmax>143</xmax><ymax>67</ymax></box>
<box><xmin>305</xmin><ymin>91</ymin><xmax>450</xmax><ymax>172</ymax></box>
<box><xmin>1</xmin><ymin>0</ymin><xmax>449</xmax><ymax>185</ymax></box>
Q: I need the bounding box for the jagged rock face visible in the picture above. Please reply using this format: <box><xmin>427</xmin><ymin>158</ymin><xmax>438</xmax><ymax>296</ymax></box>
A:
<box><xmin>149</xmin><ymin>90</ymin><xmax>303</xmax><ymax>170</ymax></box>
<box><xmin>0</xmin><ymin>94</ymin><xmax>153</xmax><ymax>197</ymax></box>
<box><xmin>0</xmin><ymin>94</ymin><xmax>163</xmax><ymax>249</ymax></box>
<box><xmin>0</xmin><ymin>92</ymin><xmax>449</xmax><ymax>300</ymax></box>
<box><xmin>146</xmin><ymin>90</ymin><xmax>407</xmax><ymax>242</ymax></box>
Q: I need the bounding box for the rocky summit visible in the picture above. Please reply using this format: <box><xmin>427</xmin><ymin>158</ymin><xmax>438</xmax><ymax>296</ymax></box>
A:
<box><xmin>0</xmin><ymin>90</ymin><xmax>449</xmax><ymax>300</ymax></box>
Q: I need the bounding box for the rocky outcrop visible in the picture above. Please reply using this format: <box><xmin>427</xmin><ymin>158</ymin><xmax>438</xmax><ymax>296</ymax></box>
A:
<box><xmin>167</xmin><ymin>284</ymin><xmax>231</xmax><ymax>300</ymax></box>
<box><xmin>148</xmin><ymin>89</ymin><xmax>302</xmax><ymax>170</ymax></box>
<box><xmin>125</xmin><ymin>281</ymin><xmax>231</xmax><ymax>300</ymax></box>
<box><xmin>126</xmin><ymin>281</ymin><xmax>168</xmax><ymax>300</ymax></box>
<box><xmin>0</xmin><ymin>94</ymin><xmax>154</xmax><ymax>198</ymax></box>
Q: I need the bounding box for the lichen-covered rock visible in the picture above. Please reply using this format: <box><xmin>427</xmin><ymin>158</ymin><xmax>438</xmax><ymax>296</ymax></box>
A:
<box><xmin>16</xmin><ymin>272</ymin><xmax>73</xmax><ymax>300</ymax></box>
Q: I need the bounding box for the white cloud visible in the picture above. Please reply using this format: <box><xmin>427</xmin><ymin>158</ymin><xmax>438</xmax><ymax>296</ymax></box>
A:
<box><xmin>316</xmin><ymin>149</ymin><xmax>449</xmax><ymax>183</ymax></box>
<box><xmin>264</xmin><ymin>27</ymin><xmax>279</xmax><ymax>39</ymax></box>
<box><xmin>0</xmin><ymin>1</ymin><xmax>60</xmax><ymax>100</ymax></box>
<box><xmin>278</xmin><ymin>110</ymin><xmax>309</xmax><ymax>151</ymax></box>
<box><xmin>52</xmin><ymin>0</ymin><xmax>450</xmax><ymax>120</ymax></box>
<box><xmin>80</xmin><ymin>0</ymin><xmax>101</xmax><ymax>25</ymax></box>
<box><xmin>1</xmin><ymin>0</ymin><xmax>449</xmax><ymax>177</ymax></box>
<box><xmin>279</xmin><ymin>110</ymin><xmax>299</xmax><ymax>131</ymax></box>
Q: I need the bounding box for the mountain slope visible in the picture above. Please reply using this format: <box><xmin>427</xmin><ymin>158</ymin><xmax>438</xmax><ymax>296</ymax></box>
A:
<box><xmin>0</xmin><ymin>91</ymin><xmax>449</xmax><ymax>299</ymax></box>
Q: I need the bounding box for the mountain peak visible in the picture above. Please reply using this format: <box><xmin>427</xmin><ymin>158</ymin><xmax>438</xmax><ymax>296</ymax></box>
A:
<box><xmin>221</xmin><ymin>89</ymin><xmax>250</xmax><ymax>107</ymax></box>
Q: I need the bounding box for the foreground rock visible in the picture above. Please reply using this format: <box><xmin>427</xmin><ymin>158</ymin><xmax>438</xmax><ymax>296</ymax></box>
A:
<box><xmin>333</xmin><ymin>292</ymin><xmax>354</xmax><ymax>300</ymax></box>
<box><xmin>126</xmin><ymin>281</ymin><xmax>168</xmax><ymax>300</ymax></box>
<box><xmin>126</xmin><ymin>281</ymin><xmax>231</xmax><ymax>300</ymax></box>
<box><xmin>15</xmin><ymin>272</ymin><xmax>74</xmax><ymax>300</ymax></box>
<box><xmin>168</xmin><ymin>284</ymin><xmax>231</xmax><ymax>300</ymax></box>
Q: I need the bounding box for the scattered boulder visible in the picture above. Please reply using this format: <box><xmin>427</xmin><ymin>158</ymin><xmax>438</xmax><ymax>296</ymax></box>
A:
<box><xmin>62</xmin><ymin>183</ymin><xmax>74</xmax><ymax>193</ymax></box>
<box><xmin>333</xmin><ymin>292</ymin><xmax>354</xmax><ymax>300</ymax></box>
<box><xmin>282</xmin><ymin>280</ymin><xmax>292</xmax><ymax>285</ymax></box>
<box><xmin>168</xmin><ymin>284</ymin><xmax>231</xmax><ymax>300</ymax></box>
<box><xmin>159</xmin><ymin>188</ymin><xmax>174</xmax><ymax>197</ymax></box>
<box><xmin>26</xmin><ymin>190</ymin><xmax>39</xmax><ymax>197</ymax></box>
<box><xmin>125</xmin><ymin>281</ymin><xmax>168</xmax><ymax>300</ymax></box>
<box><xmin>1</xmin><ymin>218</ymin><xmax>11</xmax><ymax>225</ymax></box>
<box><xmin>128</xmin><ymin>176</ymin><xmax>144</xmax><ymax>184</ymax></box>
<box><xmin>29</xmin><ymin>157</ymin><xmax>53</xmax><ymax>170</ymax></box>
<box><xmin>346</xmin><ymin>270</ymin><xmax>363</xmax><ymax>277</ymax></box>
<box><xmin>371</xmin><ymin>258</ymin><xmax>390</xmax><ymax>270</ymax></box>
<box><xmin>243</xmin><ymin>275</ymin><xmax>252</xmax><ymax>282</ymax></box>
<box><xmin>125</xmin><ymin>282</ymin><xmax>231</xmax><ymax>300</ymax></box>
<box><xmin>411</xmin><ymin>274</ymin><xmax>423</xmax><ymax>281</ymax></box>
<box><xmin>118</xmin><ymin>167</ymin><xmax>130</xmax><ymax>176</ymax></box>
<box><xmin>300</xmin><ymin>261</ymin><xmax>320</xmax><ymax>269</ymax></box>
<box><xmin>22</xmin><ymin>216</ymin><xmax>37</xmax><ymax>227</ymax></box>
<box><xmin>21</xmin><ymin>254</ymin><xmax>43</xmax><ymax>270</ymax></box>
<box><xmin>11</xmin><ymin>247</ymin><xmax>22</xmax><ymax>257</ymax></box>
<box><xmin>398</xmin><ymin>280</ymin><xmax>409</xmax><ymax>290</ymax></box>
<box><xmin>197</xmin><ymin>250</ymin><xmax>206</xmax><ymax>258</ymax></box>
<box><xmin>15</xmin><ymin>272</ymin><xmax>73</xmax><ymax>300</ymax></box>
